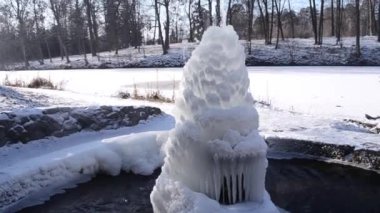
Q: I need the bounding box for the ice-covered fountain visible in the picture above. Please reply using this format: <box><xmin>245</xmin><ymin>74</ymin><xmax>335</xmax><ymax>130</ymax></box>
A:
<box><xmin>150</xmin><ymin>26</ymin><xmax>278</xmax><ymax>212</ymax></box>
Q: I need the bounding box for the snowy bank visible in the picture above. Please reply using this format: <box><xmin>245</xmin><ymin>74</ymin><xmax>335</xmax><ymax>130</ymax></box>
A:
<box><xmin>0</xmin><ymin>115</ymin><xmax>173</xmax><ymax>212</ymax></box>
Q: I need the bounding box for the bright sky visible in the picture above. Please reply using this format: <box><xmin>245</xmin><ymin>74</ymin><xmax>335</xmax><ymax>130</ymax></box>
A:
<box><xmin>292</xmin><ymin>0</ymin><xmax>307</xmax><ymax>10</ymax></box>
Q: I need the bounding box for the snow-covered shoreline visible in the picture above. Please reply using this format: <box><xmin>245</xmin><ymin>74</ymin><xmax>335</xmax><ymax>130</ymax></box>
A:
<box><xmin>3</xmin><ymin>36</ymin><xmax>380</xmax><ymax>71</ymax></box>
<box><xmin>0</xmin><ymin>115</ymin><xmax>171</xmax><ymax>212</ymax></box>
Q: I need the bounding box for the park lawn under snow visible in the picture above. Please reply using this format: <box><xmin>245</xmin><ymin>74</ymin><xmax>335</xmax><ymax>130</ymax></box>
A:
<box><xmin>1</xmin><ymin>66</ymin><xmax>380</xmax><ymax>211</ymax></box>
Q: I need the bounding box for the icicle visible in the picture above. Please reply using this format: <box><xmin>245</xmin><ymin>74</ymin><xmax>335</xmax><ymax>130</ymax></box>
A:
<box><xmin>232</xmin><ymin>162</ymin><xmax>237</xmax><ymax>204</ymax></box>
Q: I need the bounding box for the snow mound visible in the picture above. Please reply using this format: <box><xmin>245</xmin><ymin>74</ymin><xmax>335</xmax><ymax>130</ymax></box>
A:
<box><xmin>152</xmin><ymin>26</ymin><xmax>276</xmax><ymax>212</ymax></box>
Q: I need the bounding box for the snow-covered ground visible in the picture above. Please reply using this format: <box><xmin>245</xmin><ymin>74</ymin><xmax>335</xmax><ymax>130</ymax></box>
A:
<box><xmin>3</xmin><ymin>36</ymin><xmax>380</xmax><ymax>70</ymax></box>
<box><xmin>1</xmin><ymin>66</ymin><xmax>379</xmax><ymax>119</ymax></box>
<box><xmin>1</xmin><ymin>66</ymin><xmax>380</xmax><ymax>211</ymax></box>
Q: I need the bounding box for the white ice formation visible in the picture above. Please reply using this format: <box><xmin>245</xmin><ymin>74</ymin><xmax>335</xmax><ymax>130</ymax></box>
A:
<box><xmin>151</xmin><ymin>26</ymin><xmax>278</xmax><ymax>212</ymax></box>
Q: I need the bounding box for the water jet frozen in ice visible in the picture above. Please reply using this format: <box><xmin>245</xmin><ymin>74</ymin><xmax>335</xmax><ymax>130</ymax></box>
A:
<box><xmin>151</xmin><ymin>26</ymin><xmax>278</xmax><ymax>212</ymax></box>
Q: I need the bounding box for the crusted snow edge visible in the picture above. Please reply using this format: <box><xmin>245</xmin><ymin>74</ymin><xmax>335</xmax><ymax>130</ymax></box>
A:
<box><xmin>0</xmin><ymin>131</ymin><xmax>167</xmax><ymax>212</ymax></box>
<box><xmin>266</xmin><ymin>136</ymin><xmax>380</xmax><ymax>172</ymax></box>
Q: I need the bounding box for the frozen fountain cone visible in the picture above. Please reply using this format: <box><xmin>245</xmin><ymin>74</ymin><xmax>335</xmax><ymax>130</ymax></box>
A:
<box><xmin>151</xmin><ymin>26</ymin><xmax>278</xmax><ymax>213</ymax></box>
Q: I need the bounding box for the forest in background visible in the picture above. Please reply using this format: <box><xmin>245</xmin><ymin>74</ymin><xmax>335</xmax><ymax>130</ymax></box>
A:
<box><xmin>0</xmin><ymin>0</ymin><xmax>379</xmax><ymax>68</ymax></box>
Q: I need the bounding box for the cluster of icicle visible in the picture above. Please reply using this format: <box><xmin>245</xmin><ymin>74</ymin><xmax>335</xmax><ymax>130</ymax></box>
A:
<box><xmin>151</xmin><ymin>26</ymin><xmax>270</xmax><ymax>212</ymax></box>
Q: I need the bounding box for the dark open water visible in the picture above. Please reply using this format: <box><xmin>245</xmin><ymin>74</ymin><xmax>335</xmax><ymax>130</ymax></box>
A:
<box><xmin>20</xmin><ymin>159</ymin><xmax>380</xmax><ymax>213</ymax></box>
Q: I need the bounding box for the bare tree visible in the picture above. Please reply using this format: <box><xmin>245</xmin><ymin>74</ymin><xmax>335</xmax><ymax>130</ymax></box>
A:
<box><xmin>49</xmin><ymin>0</ymin><xmax>70</xmax><ymax>63</ymax></box>
<box><xmin>378</xmin><ymin>0</ymin><xmax>380</xmax><ymax>41</ymax></box>
<box><xmin>309</xmin><ymin>0</ymin><xmax>318</xmax><ymax>44</ymax></box>
<box><xmin>366</xmin><ymin>0</ymin><xmax>377</xmax><ymax>36</ymax></box>
<box><xmin>369</xmin><ymin>0</ymin><xmax>378</xmax><ymax>35</ymax></box>
<box><xmin>216</xmin><ymin>0</ymin><xmax>221</xmax><ymax>26</ymax></box>
<box><xmin>331</xmin><ymin>0</ymin><xmax>335</xmax><ymax>36</ymax></box>
<box><xmin>10</xmin><ymin>0</ymin><xmax>30</xmax><ymax>67</ymax></box>
<box><xmin>163</xmin><ymin>0</ymin><xmax>170</xmax><ymax>53</ymax></box>
<box><xmin>84</xmin><ymin>0</ymin><xmax>97</xmax><ymax>56</ymax></box>
<box><xmin>32</xmin><ymin>0</ymin><xmax>45</xmax><ymax>65</ymax></box>
<box><xmin>247</xmin><ymin>0</ymin><xmax>255</xmax><ymax>54</ymax></box>
<box><xmin>104</xmin><ymin>0</ymin><xmax>122</xmax><ymax>55</ymax></box>
<box><xmin>258</xmin><ymin>0</ymin><xmax>273</xmax><ymax>44</ymax></box>
<box><xmin>208</xmin><ymin>0</ymin><xmax>212</xmax><ymax>25</ymax></box>
<box><xmin>269</xmin><ymin>0</ymin><xmax>274</xmax><ymax>42</ymax></box>
<box><xmin>287</xmin><ymin>0</ymin><xmax>295</xmax><ymax>38</ymax></box>
<box><xmin>185</xmin><ymin>0</ymin><xmax>195</xmax><ymax>42</ymax></box>
<box><xmin>309</xmin><ymin>0</ymin><xmax>324</xmax><ymax>45</ymax></box>
<box><xmin>71</xmin><ymin>0</ymin><xmax>88</xmax><ymax>65</ymax></box>
<box><xmin>336</xmin><ymin>0</ymin><xmax>343</xmax><ymax>43</ymax></box>
<box><xmin>154</xmin><ymin>0</ymin><xmax>167</xmax><ymax>54</ymax></box>
<box><xmin>227</xmin><ymin>0</ymin><xmax>232</xmax><ymax>24</ymax></box>
<box><xmin>318</xmin><ymin>0</ymin><xmax>325</xmax><ymax>44</ymax></box>
<box><xmin>355</xmin><ymin>0</ymin><xmax>361</xmax><ymax>56</ymax></box>
<box><xmin>274</xmin><ymin>0</ymin><xmax>285</xmax><ymax>49</ymax></box>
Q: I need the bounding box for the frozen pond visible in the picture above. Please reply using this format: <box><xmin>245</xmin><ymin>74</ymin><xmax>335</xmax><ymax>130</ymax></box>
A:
<box><xmin>1</xmin><ymin>66</ymin><xmax>379</xmax><ymax>119</ymax></box>
<box><xmin>20</xmin><ymin>158</ymin><xmax>380</xmax><ymax>213</ymax></box>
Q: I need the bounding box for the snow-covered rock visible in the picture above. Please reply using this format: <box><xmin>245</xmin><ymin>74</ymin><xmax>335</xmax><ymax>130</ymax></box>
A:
<box><xmin>0</xmin><ymin>106</ymin><xmax>161</xmax><ymax>147</ymax></box>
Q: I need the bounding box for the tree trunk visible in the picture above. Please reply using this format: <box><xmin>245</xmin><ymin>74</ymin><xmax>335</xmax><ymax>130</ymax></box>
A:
<box><xmin>257</xmin><ymin>1</ymin><xmax>267</xmax><ymax>43</ymax></box>
<box><xmin>367</xmin><ymin>0</ymin><xmax>371</xmax><ymax>35</ymax></box>
<box><xmin>356</xmin><ymin>0</ymin><xmax>361</xmax><ymax>57</ymax></box>
<box><xmin>208</xmin><ymin>0</ymin><xmax>213</xmax><ymax>25</ymax></box>
<box><xmin>318</xmin><ymin>0</ymin><xmax>325</xmax><ymax>45</ymax></box>
<box><xmin>309</xmin><ymin>0</ymin><xmax>318</xmax><ymax>44</ymax></box>
<box><xmin>269</xmin><ymin>0</ymin><xmax>274</xmax><ymax>44</ymax></box>
<box><xmin>36</xmin><ymin>41</ymin><xmax>44</xmax><ymax>65</ymax></box>
<box><xmin>378</xmin><ymin>0</ymin><xmax>380</xmax><ymax>42</ymax></box>
<box><xmin>84</xmin><ymin>0</ymin><xmax>97</xmax><ymax>56</ymax></box>
<box><xmin>216</xmin><ymin>0</ymin><xmax>221</xmax><ymax>26</ymax></box>
<box><xmin>197</xmin><ymin>0</ymin><xmax>204</xmax><ymax>36</ymax></box>
<box><xmin>336</xmin><ymin>0</ymin><xmax>342</xmax><ymax>43</ymax></box>
<box><xmin>227</xmin><ymin>0</ymin><xmax>232</xmax><ymax>25</ymax></box>
<box><xmin>258</xmin><ymin>0</ymin><xmax>272</xmax><ymax>44</ymax></box>
<box><xmin>274</xmin><ymin>0</ymin><xmax>284</xmax><ymax>49</ymax></box>
<box><xmin>288</xmin><ymin>0</ymin><xmax>295</xmax><ymax>38</ymax></box>
<box><xmin>91</xmin><ymin>5</ymin><xmax>99</xmax><ymax>52</ymax></box>
<box><xmin>49</xmin><ymin>0</ymin><xmax>70</xmax><ymax>63</ymax></box>
<box><xmin>370</xmin><ymin>0</ymin><xmax>377</xmax><ymax>35</ymax></box>
<box><xmin>44</xmin><ymin>37</ymin><xmax>53</xmax><ymax>63</ymax></box>
<box><xmin>57</xmin><ymin>33</ymin><xmax>70</xmax><ymax>63</ymax></box>
<box><xmin>187</xmin><ymin>0</ymin><xmax>194</xmax><ymax>42</ymax></box>
<box><xmin>33</xmin><ymin>0</ymin><xmax>44</xmax><ymax>65</ymax></box>
<box><xmin>331</xmin><ymin>0</ymin><xmax>335</xmax><ymax>36</ymax></box>
<box><xmin>14</xmin><ymin>0</ymin><xmax>29</xmax><ymax>67</ymax></box>
<box><xmin>164</xmin><ymin>0</ymin><xmax>170</xmax><ymax>54</ymax></box>
<box><xmin>20</xmin><ymin>32</ymin><xmax>29</xmax><ymax>68</ymax></box>
<box><xmin>154</xmin><ymin>0</ymin><xmax>165</xmax><ymax>54</ymax></box>
<box><xmin>247</xmin><ymin>0</ymin><xmax>255</xmax><ymax>54</ymax></box>
<box><xmin>153</xmin><ymin>17</ymin><xmax>157</xmax><ymax>43</ymax></box>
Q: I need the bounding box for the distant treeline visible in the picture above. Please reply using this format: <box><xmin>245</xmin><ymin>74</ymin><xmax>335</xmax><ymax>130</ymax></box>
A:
<box><xmin>0</xmin><ymin>0</ymin><xmax>379</xmax><ymax>68</ymax></box>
